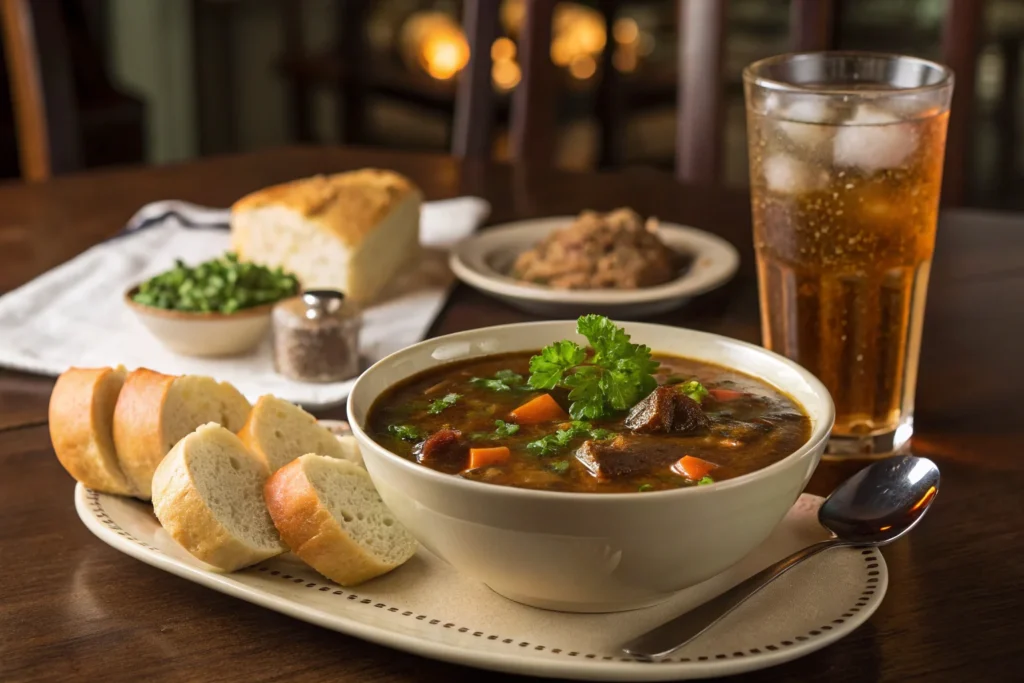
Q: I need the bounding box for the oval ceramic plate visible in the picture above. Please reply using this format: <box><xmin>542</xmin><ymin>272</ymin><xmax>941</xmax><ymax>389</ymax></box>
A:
<box><xmin>77</xmin><ymin>481</ymin><xmax>886</xmax><ymax>681</ymax></box>
<box><xmin>449</xmin><ymin>217</ymin><xmax>740</xmax><ymax>318</ymax></box>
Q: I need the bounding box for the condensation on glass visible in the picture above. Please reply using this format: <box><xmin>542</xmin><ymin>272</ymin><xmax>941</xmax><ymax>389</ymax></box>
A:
<box><xmin>743</xmin><ymin>52</ymin><xmax>953</xmax><ymax>456</ymax></box>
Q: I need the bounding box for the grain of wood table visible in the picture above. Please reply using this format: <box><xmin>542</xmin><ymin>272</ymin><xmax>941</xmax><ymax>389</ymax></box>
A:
<box><xmin>1</xmin><ymin>147</ymin><xmax>1022</xmax><ymax>683</ymax></box>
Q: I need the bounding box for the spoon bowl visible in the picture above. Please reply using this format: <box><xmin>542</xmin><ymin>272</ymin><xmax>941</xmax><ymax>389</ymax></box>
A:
<box><xmin>819</xmin><ymin>455</ymin><xmax>940</xmax><ymax>545</ymax></box>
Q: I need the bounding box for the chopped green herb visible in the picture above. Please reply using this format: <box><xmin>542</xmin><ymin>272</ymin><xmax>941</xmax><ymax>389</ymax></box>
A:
<box><xmin>495</xmin><ymin>369</ymin><xmax>525</xmax><ymax>384</ymax></box>
<box><xmin>493</xmin><ymin>420</ymin><xmax>520</xmax><ymax>437</ymax></box>
<box><xmin>427</xmin><ymin>392</ymin><xmax>462</xmax><ymax>415</ymax></box>
<box><xmin>469</xmin><ymin>420</ymin><xmax>522</xmax><ymax>442</ymax></box>
<box><xmin>525</xmin><ymin>421</ymin><xmax>613</xmax><ymax>457</ymax></box>
<box><xmin>387</xmin><ymin>424</ymin><xmax>423</xmax><ymax>442</ymax></box>
<box><xmin>698</xmin><ymin>475</ymin><xmax>715</xmax><ymax>486</ymax></box>
<box><xmin>550</xmin><ymin>460</ymin><xmax>570</xmax><ymax>474</ymax></box>
<box><xmin>638</xmin><ymin>484</ymin><xmax>654</xmax><ymax>492</ymax></box>
<box><xmin>528</xmin><ymin>315</ymin><xmax>659</xmax><ymax>419</ymax></box>
<box><xmin>677</xmin><ymin>380</ymin><xmax>709</xmax><ymax>404</ymax></box>
<box><xmin>132</xmin><ymin>252</ymin><xmax>298</xmax><ymax>314</ymax></box>
<box><xmin>469</xmin><ymin>369</ymin><xmax>527</xmax><ymax>392</ymax></box>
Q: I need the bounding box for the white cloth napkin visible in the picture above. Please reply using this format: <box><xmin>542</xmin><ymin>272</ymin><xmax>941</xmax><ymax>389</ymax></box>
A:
<box><xmin>0</xmin><ymin>197</ymin><xmax>490</xmax><ymax>408</ymax></box>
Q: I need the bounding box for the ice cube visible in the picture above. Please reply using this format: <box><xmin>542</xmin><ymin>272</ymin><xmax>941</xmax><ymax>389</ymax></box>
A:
<box><xmin>833</xmin><ymin>105</ymin><xmax>918</xmax><ymax>173</ymax></box>
<box><xmin>777</xmin><ymin>98</ymin><xmax>834</xmax><ymax>148</ymax></box>
<box><xmin>763</xmin><ymin>154</ymin><xmax>828</xmax><ymax>195</ymax></box>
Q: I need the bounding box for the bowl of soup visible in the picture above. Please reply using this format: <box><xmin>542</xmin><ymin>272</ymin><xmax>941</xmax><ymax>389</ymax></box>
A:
<box><xmin>347</xmin><ymin>319</ymin><xmax>833</xmax><ymax>612</ymax></box>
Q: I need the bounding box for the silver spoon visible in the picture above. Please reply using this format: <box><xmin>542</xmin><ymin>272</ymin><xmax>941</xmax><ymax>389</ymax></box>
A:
<box><xmin>621</xmin><ymin>455</ymin><xmax>940</xmax><ymax>660</ymax></box>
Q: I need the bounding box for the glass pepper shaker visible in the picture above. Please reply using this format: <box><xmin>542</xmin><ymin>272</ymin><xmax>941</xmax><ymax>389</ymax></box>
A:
<box><xmin>272</xmin><ymin>290</ymin><xmax>361</xmax><ymax>383</ymax></box>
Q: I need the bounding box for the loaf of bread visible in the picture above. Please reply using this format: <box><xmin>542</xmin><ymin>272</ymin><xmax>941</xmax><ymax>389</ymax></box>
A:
<box><xmin>152</xmin><ymin>423</ymin><xmax>285</xmax><ymax>571</ymax></box>
<box><xmin>264</xmin><ymin>454</ymin><xmax>417</xmax><ymax>586</ymax></box>
<box><xmin>230</xmin><ymin>169</ymin><xmax>423</xmax><ymax>304</ymax></box>
<box><xmin>238</xmin><ymin>394</ymin><xmax>361</xmax><ymax>472</ymax></box>
<box><xmin>113</xmin><ymin>368</ymin><xmax>251</xmax><ymax>499</ymax></box>
<box><xmin>49</xmin><ymin>366</ymin><xmax>137</xmax><ymax>496</ymax></box>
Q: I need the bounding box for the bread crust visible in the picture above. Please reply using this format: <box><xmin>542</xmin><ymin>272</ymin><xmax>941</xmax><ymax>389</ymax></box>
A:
<box><xmin>112</xmin><ymin>367</ymin><xmax>177</xmax><ymax>500</ymax></box>
<box><xmin>152</xmin><ymin>426</ymin><xmax>280</xmax><ymax>571</ymax></box>
<box><xmin>48</xmin><ymin>366</ymin><xmax>136</xmax><ymax>496</ymax></box>
<box><xmin>230</xmin><ymin>169</ymin><xmax>422</xmax><ymax>247</ymax></box>
<box><xmin>264</xmin><ymin>456</ymin><xmax>402</xmax><ymax>586</ymax></box>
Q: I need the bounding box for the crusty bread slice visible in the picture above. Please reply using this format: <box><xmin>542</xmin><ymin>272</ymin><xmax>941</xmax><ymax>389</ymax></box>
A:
<box><xmin>113</xmin><ymin>369</ymin><xmax>251</xmax><ymax>499</ymax></box>
<box><xmin>238</xmin><ymin>394</ymin><xmax>358</xmax><ymax>472</ymax></box>
<box><xmin>152</xmin><ymin>423</ymin><xmax>285</xmax><ymax>571</ymax></box>
<box><xmin>264</xmin><ymin>454</ymin><xmax>417</xmax><ymax>586</ymax></box>
<box><xmin>334</xmin><ymin>435</ymin><xmax>364</xmax><ymax>468</ymax></box>
<box><xmin>48</xmin><ymin>365</ymin><xmax>137</xmax><ymax>496</ymax></box>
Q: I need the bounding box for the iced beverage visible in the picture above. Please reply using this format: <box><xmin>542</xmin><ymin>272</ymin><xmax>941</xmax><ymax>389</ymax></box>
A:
<box><xmin>744</xmin><ymin>53</ymin><xmax>953</xmax><ymax>455</ymax></box>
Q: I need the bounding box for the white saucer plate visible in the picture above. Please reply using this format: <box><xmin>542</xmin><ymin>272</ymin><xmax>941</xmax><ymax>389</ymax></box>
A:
<box><xmin>449</xmin><ymin>217</ymin><xmax>740</xmax><ymax>318</ymax></box>
<box><xmin>76</xmin><ymin>485</ymin><xmax>886</xmax><ymax>681</ymax></box>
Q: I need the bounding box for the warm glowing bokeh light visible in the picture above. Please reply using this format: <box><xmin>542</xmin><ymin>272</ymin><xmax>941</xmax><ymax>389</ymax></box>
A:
<box><xmin>568</xmin><ymin>54</ymin><xmax>597</xmax><ymax>80</ymax></box>
<box><xmin>491</xmin><ymin>36</ymin><xmax>516</xmax><ymax>61</ymax></box>
<box><xmin>422</xmin><ymin>36</ymin><xmax>469</xmax><ymax>80</ymax></box>
<box><xmin>550</xmin><ymin>3</ymin><xmax>606</xmax><ymax>69</ymax></box>
<box><xmin>401</xmin><ymin>11</ymin><xmax>470</xmax><ymax>81</ymax></box>
<box><xmin>406</xmin><ymin>3</ymin><xmax>644</xmax><ymax>84</ymax></box>
<box><xmin>492</xmin><ymin>58</ymin><xmax>522</xmax><ymax>91</ymax></box>
<box><xmin>613</xmin><ymin>17</ymin><xmax>639</xmax><ymax>44</ymax></box>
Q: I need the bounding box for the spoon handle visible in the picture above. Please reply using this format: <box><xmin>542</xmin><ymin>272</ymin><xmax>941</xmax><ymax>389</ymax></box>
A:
<box><xmin>621</xmin><ymin>539</ymin><xmax>842</xmax><ymax>660</ymax></box>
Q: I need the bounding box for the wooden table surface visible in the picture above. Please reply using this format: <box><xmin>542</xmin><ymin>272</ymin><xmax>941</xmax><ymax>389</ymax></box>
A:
<box><xmin>2</xmin><ymin>147</ymin><xmax>1022</xmax><ymax>683</ymax></box>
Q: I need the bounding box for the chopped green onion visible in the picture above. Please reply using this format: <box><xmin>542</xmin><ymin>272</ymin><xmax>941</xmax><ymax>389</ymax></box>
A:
<box><xmin>132</xmin><ymin>252</ymin><xmax>298</xmax><ymax>314</ymax></box>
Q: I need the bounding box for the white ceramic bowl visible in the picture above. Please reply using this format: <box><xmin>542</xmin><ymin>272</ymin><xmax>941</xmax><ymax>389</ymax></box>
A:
<box><xmin>125</xmin><ymin>287</ymin><xmax>274</xmax><ymax>357</ymax></box>
<box><xmin>348</xmin><ymin>322</ymin><xmax>834</xmax><ymax>613</ymax></box>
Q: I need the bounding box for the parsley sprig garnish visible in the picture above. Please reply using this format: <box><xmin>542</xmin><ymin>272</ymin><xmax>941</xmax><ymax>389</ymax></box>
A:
<box><xmin>528</xmin><ymin>315</ymin><xmax>660</xmax><ymax>419</ymax></box>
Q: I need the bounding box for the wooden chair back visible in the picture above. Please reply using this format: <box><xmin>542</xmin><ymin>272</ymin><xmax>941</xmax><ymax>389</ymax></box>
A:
<box><xmin>1</xmin><ymin>0</ymin><xmax>81</xmax><ymax>181</ymax></box>
<box><xmin>454</xmin><ymin>0</ymin><xmax>559</xmax><ymax>164</ymax></box>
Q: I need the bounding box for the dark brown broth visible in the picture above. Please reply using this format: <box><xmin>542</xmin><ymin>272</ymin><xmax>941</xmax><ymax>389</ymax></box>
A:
<box><xmin>366</xmin><ymin>352</ymin><xmax>811</xmax><ymax>493</ymax></box>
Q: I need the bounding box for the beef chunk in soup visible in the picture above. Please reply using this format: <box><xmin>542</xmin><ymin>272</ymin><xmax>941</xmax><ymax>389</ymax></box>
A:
<box><xmin>413</xmin><ymin>428</ymin><xmax>467</xmax><ymax>474</ymax></box>
<box><xmin>625</xmin><ymin>386</ymin><xmax>710</xmax><ymax>434</ymax></box>
<box><xmin>576</xmin><ymin>435</ymin><xmax>681</xmax><ymax>480</ymax></box>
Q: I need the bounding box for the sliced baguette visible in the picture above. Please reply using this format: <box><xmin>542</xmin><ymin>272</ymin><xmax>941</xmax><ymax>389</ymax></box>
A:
<box><xmin>238</xmin><ymin>394</ymin><xmax>358</xmax><ymax>472</ymax></box>
<box><xmin>48</xmin><ymin>365</ymin><xmax>137</xmax><ymax>496</ymax></box>
<box><xmin>264</xmin><ymin>454</ymin><xmax>417</xmax><ymax>586</ymax></box>
<box><xmin>334</xmin><ymin>435</ymin><xmax>364</xmax><ymax>468</ymax></box>
<box><xmin>113</xmin><ymin>368</ymin><xmax>251</xmax><ymax>499</ymax></box>
<box><xmin>152</xmin><ymin>423</ymin><xmax>285</xmax><ymax>571</ymax></box>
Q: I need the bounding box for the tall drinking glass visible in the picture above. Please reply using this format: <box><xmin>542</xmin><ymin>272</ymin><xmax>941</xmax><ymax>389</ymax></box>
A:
<box><xmin>743</xmin><ymin>53</ymin><xmax>953</xmax><ymax>456</ymax></box>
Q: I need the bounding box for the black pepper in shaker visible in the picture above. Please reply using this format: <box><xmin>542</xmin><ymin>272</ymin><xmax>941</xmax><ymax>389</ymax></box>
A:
<box><xmin>272</xmin><ymin>290</ymin><xmax>361</xmax><ymax>382</ymax></box>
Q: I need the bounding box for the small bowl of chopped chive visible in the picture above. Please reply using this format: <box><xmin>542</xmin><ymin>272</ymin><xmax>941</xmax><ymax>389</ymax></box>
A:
<box><xmin>125</xmin><ymin>252</ymin><xmax>300</xmax><ymax>357</ymax></box>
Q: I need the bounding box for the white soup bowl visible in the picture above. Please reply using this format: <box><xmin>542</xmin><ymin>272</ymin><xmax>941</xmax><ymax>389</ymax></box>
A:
<box><xmin>348</xmin><ymin>321</ymin><xmax>833</xmax><ymax>613</ymax></box>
